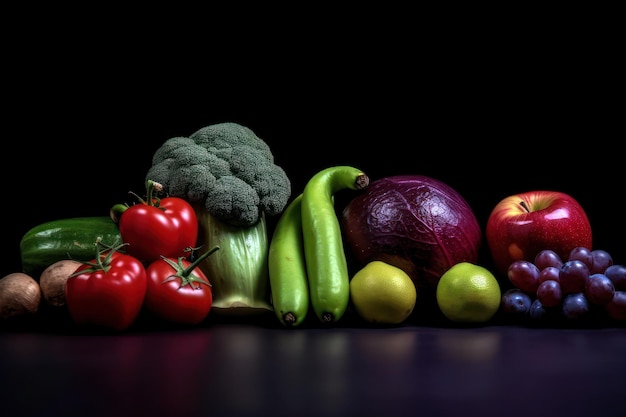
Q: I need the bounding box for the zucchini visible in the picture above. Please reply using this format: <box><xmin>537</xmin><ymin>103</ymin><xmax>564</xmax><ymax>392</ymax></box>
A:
<box><xmin>20</xmin><ymin>216</ymin><xmax>122</xmax><ymax>279</ymax></box>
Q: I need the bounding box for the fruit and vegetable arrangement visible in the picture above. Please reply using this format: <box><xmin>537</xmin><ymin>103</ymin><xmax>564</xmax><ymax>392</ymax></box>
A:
<box><xmin>1</xmin><ymin>122</ymin><xmax>624</xmax><ymax>331</ymax></box>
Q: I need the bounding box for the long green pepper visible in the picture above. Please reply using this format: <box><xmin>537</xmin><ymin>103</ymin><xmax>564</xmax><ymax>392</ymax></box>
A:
<box><xmin>268</xmin><ymin>194</ymin><xmax>310</xmax><ymax>327</ymax></box>
<box><xmin>301</xmin><ymin>166</ymin><xmax>370</xmax><ymax>323</ymax></box>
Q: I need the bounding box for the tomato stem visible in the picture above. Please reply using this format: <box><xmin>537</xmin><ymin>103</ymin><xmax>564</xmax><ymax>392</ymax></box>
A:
<box><xmin>159</xmin><ymin>246</ymin><xmax>220</xmax><ymax>289</ymax></box>
<box><xmin>69</xmin><ymin>238</ymin><xmax>128</xmax><ymax>277</ymax></box>
<box><xmin>182</xmin><ymin>246</ymin><xmax>220</xmax><ymax>278</ymax></box>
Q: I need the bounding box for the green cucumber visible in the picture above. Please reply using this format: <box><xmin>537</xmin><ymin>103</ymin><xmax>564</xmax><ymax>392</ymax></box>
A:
<box><xmin>20</xmin><ymin>216</ymin><xmax>122</xmax><ymax>279</ymax></box>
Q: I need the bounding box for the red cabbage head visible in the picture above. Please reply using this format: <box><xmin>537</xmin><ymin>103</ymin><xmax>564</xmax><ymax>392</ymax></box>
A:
<box><xmin>341</xmin><ymin>175</ymin><xmax>482</xmax><ymax>290</ymax></box>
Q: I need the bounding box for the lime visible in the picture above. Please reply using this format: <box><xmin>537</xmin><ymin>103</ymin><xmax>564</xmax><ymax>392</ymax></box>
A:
<box><xmin>349</xmin><ymin>261</ymin><xmax>417</xmax><ymax>324</ymax></box>
<box><xmin>436</xmin><ymin>262</ymin><xmax>501</xmax><ymax>323</ymax></box>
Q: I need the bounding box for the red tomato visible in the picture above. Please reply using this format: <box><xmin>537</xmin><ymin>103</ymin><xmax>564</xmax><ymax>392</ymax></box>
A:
<box><xmin>144</xmin><ymin>247</ymin><xmax>218</xmax><ymax>325</ymax></box>
<box><xmin>114</xmin><ymin>180</ymin><xmax>198</xmax><ymax>263</ymax></box>
<box><xmin>65</xmin><ymin>248</ymin><xmax>147</xmax><ymax>331</ymax></box>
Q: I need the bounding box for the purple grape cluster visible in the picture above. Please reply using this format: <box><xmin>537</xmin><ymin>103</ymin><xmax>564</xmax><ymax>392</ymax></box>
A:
<box><xmin>500</xmin><ymin>247</ymin><xmax>626</xmax><ymax>324</ymax></box>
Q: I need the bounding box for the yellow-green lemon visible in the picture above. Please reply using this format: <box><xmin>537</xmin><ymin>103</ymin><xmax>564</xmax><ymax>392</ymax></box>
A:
<box><xmin>436</xmin><ymin>262</ymin><xmax>501</xmax><ymax>323</ymax></box>
<box><xmin>349</xmin><ymin>261</ymin><xmax>417</xmax><ymax>324</ymax></box>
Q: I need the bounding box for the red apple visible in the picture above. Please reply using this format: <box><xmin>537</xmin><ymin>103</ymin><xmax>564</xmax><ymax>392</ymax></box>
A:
<box><xmin>486</xmin><ymin>191</ymin><xmax>592</xmax><ymax>278</ymax></box>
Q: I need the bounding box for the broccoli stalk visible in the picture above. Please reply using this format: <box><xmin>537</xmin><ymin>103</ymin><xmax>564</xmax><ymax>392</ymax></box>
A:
<box><xmin>146</xmin><ymin>122</ymin><xmax>291</xmax><ymax>315</ymax></box>
<box><xmin>194</xmin><ymin>207</ymin><xmax>272</xmax><ymax>313</ymax></box>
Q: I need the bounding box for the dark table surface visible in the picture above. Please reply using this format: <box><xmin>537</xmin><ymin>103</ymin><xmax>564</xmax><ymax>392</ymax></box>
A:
<box><xmin>2</xmin><ymin>310</ymin><xmax>625</xmax><ymax>417</ymax></box>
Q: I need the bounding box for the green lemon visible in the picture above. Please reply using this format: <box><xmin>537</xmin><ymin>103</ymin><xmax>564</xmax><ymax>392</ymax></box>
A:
<box><xmin>436</xmin><ymin>262</ymin><xmax>501</xmax><ymax>323</ymax></box>
<box><xmin>349</xmin><ymin>261</ymin><xmax>417</xmax><ymax>324</ymax></box>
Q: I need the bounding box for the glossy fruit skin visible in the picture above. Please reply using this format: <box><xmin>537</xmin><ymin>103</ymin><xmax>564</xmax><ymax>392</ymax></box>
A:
<box><xmin>590</xmin><ymin>249</ymin><xmax>613</xmax><ymax>275</ymax></box>
<box><xmin>568</xmin><ymin>247</ymin><xmax>594</xmax><ymax>270</ymax></box>
<box><xmin>486</xmin><ymin>191</ymin><xmax>592</xmax><ymax>278</ymax></box>
<box><xmin>507</xmin><ymin>260</ymin><xmax>540</xmax><ymax>294</ymax></box>
<box><xmin>585</xmin><ymin>273</ymin><xmax>615</xmax><ymax>305</ymax></box>
<box><xmin>562</xmin><ymin>293</ymin><xmax>590</xmax><ymax>320</ymax></box>
<box><xmin>606</xmin><ymin>291</ymin><xmax>626</xmax><ymax>320</ymax></box>
<box><xmin>559</xmin><ymin>259</ymin><xmax>589</xmax><ymax>294</ymax></box>
<box><xmin>144</xmin><ymin>256</ymin><xmax>213</xmax><ymax>325</ymax></box>
<box><xmin>118</xmin><ymin>196</ymin><xmax>198</xmax><ymax>263</ymax></box>
<box><xmin>539</xmin><ymin>266</ymin><xmax>561</xmax><ymax>283</ymax></box>
<box><xmin>500</xmin><ymin>288</ymin><xmax>533</xmax><ymax>317</ymax></box>
<box><xmin>342</xmin><ymin>175</ymin><xmax>481</xmax><ymax>290</ymax></box>
<box><xmin>436</xmin><ymin>262</ymin><xmax>501</xmax><ymax>323</ymax></box>
<box><xmin>350</xmin><ymin>260</ymin><xmax>417</xmax><ymax>325</ymax></box>
<box><xmin>605</xmin><ymin>264</ymin><xmax>626</xmax><ymax>291</ymax></box>
<box><xmin>534</xmin><ymin>249</ymin><xmax>563</xmax><ymax>270</ymax></box>
<box><xmin>65</xmin><ymin>251</ymin><xmax>147</xmax><ymax>331</ymax></box>
<box><xmin>537</xmin><ymin>280</ymin><xmax>563</xmax><ymax>307</ymax></box>
<box><xmin>528</xmin><ymin>299</ymin><xmax>548</xmax><ymax>320</ymax></box>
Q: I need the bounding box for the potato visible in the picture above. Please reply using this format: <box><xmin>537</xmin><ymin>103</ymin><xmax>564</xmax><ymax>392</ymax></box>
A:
<box><xmin>39</xmin><ymin>260</ymin><xmax>82</xmax><ymax>307</ymax></box>
<box><xmin>0</xmin><ymin>272</ymin><xmax>42</xmax><ymax>319</ymax></box>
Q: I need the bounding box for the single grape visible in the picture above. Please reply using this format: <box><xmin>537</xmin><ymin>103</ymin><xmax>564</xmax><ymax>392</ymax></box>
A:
<box><xmin>536</xmin><ymin>279</ymin><xmax>562</xmax><ymax>307</ymax></box>
<box><xmin>559</xmin><ymin>259</ymin><xmax>589</xmax><ymax>294</ymax></box>
<box><xmin>585</xmin><ymin>273</ymin><xmax>615</xmax><ymax>305</ymax></box>
<box><xmin>507</xmin><ymin>260</ymin><xmax>541</xmax><ymax>294</ymax></box>
<box><xmin>562</xmin><ymin>292</ymin><xmax>590</xmax><ymax>320</ymax></box>
<box><xmin>590</xmin><ymin>249</ymin><xmax>613</xmax><ymax>275</ymax></box>
<box><xmin>529</xmin><ymin>298</ymin><xmax>549</xmax><ymax>320</ymax></box>
<box><xmin>534</xmin><ymin>249</ymin><xmax>563</xmax><ymax>270</ymax></box>
<box><xmin>500</xmin><ymin>288</ymin><xmax>533</xmax><ymax>318</ymax></box>
<box><xmin>605</xmin><ymin>291</ymin><xmax>626</xmax><ymax>321</ymax></box>
<box><xmin>605</xmin><ymin>264</ymin><xmax>626</xmax><ymax>291</ymax></box>
<box><xmin>539</xmin><ymin>266</ymin><xmax>560</xmax><ymax>283</ymax></box>
<box><xmin>568</xmin><ymin>246</ymin><xmax>593</xmax><ymax>269</ymax></box>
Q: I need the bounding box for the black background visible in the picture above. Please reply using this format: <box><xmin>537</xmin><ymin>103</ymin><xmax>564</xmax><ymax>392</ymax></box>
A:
<box><xmin>2</xmin><ymin>16</ymin><xmax>623</xmax><ymax>281</ymax></box>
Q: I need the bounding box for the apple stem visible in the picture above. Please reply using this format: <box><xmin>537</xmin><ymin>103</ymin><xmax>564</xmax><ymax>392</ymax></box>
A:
<box><xmin>520</xmin><ymin>201</ymin><xmax>530</xmax><ymax>212</ymax></box>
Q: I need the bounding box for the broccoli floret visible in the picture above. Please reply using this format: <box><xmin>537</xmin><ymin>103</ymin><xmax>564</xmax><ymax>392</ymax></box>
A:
<box><xmin>147</xmin><ymin>122</ymin><xmax>291</xmax><ymax>227</ymax></box>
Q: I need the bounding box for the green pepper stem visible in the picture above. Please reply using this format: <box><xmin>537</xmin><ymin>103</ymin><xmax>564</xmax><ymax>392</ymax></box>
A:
<box><xmin>109</xmin><ymin>204</ymin><xmax>128</xmax><ymax>223</ymax></box>
<box><xmin>110</xmin><ymin>180</ymin><xmax>166</xmax><ymax>223</ymax></box>
<box><xmin>144</xmin><ymin>179</ymin><xmax>162</xmax><ymax>207</ymax></box>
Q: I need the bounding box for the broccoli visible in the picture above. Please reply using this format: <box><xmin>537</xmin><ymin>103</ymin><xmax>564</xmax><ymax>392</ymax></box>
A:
<box><xmin>145</xmin><ymin>122</ymin><xmax>292</xmax><ymax>314</ymax></box>
<box><xmin>147</xmin><ymin>122</ymin><xmax>291</xmax><ymax>227</ymax></box>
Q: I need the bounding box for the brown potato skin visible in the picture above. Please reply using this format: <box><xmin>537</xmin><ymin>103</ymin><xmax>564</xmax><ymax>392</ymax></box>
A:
<box><xmin>39</xmin><ymin>260</ymin><xmax>82</xmax><ymax>307</ymax></box>
<box><xmin>0</xmin><ymin>272</ymin><xmax>42</xmax><ymax>319</ymax></box>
